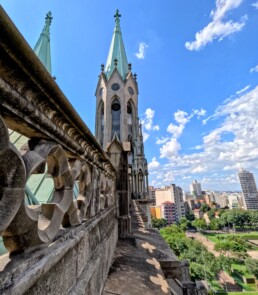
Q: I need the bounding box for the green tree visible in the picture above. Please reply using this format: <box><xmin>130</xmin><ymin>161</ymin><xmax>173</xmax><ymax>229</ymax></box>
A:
<box><xmin>151</xmin><ymin>218</ymin><xmax>167</xmax><ymax>229</ymax></box>
<box><xmin>250</xmin><ymin>210</ymin><xmax>258</xmax><ymax>228</ymax></box>
<box><xmin>200</xmin><ymin>203</ymin><xmax>211</xmax><ymax>213</ymax></box>
<box><xmin>190</xmin><ymin>262</ymin><xmax>214</xmax><ymax>281</ymax></box>
<box><xmin>179</xmin><ymin>217</ymin><xmax>191</xmax><ymax>231</ymax></box>
<box><xmin>209</xmin><ymin>218</ymin><xmax>222</xmax><ymax>230</ymax></box>
<box><xmin>191</xmin><ymin>219</ymin><xmax>207</xmax><ymax>230</ymax></box>
<box><xmin>185</xmin><ymin>212</ymin><xmax>195</xmax><ymax>221</ymax></box>
<box><xmin>207</xmin><ymin>209</ymin><xmax>216</xmax><ymax>221</ymax></box>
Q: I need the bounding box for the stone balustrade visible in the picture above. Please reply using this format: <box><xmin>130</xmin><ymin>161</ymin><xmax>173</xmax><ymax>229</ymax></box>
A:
<box><xmin>0</xmin><ymin>5</ymin><xmax>117</xmax><ymax>254</ymax></box>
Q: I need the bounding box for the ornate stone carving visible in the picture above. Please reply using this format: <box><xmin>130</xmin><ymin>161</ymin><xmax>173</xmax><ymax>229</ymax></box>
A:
<box><xmin>0</xmin><ymin>114</ymin><xmax>116</xmax><ymax>253</ymax></box>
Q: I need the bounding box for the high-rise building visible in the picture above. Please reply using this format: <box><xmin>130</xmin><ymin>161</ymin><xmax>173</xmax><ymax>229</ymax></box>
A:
<box><xmin>189</xmin><ymin>180</ymin><xmax>202</xmax><ymax>197</ymax></box>
<box><xmin>171</xmin><ymin>184</ymin><xmax>185</xmax><ymax>221</ymax></box>
<box><xmin>155</xmin><ymin>184</ymin><xmax>185</xmax><ymax>222</ymax></box>
<box><xmin>238</xmin><ymin>168</ymin><xmax>258</xmax><ymax>210</ymax></box>
<box><xmin>161</xmin><ymin>202</ymin><xmax>176</xmax><ymax>224</ymax></box>
<box><xmin>95</xmin><ymin>10</ymin><xmax>149</xmax><ymax>200</ymax></box>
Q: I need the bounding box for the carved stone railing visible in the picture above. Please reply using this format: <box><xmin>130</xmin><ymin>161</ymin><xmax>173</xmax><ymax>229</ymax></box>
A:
<box><xmin>0</xmin><ymin>6</ymin><xmax>117</xmax><ymax>253</ymax></box>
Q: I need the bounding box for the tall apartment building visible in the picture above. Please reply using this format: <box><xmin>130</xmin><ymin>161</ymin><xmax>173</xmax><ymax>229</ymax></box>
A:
<box><xmin>238</xmin><ymin>168</ymin><xmax>258</xmax><ymax>210</ymax></box>
<box><xmin>155</xmin><ymin>184</ymin><xmax>185</xmax><ymax>222</ymax></box>
<box><xmin>161</xmin><ymin>202</ymin><xmax>176</xmax><ymax>224</ymax></box>
<box><xmin>189</xmin><ymin>180</ymin><xmax>202</xmax><ymax>197</ymax></box>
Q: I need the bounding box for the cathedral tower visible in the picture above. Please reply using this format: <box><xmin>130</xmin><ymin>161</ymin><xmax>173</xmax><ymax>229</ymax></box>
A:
<box><xmin>95</xmin><ymin>10</ymin><xmax>149</xmax><ymax>199</ymax></box>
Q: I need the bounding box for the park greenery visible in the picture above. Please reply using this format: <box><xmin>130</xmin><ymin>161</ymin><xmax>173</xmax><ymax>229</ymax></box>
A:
<box><xmin>156</xmin><ymin>208</ymin><xmax>258</xmax><ymax>293</ymax></box>
<box><xmin>160</xmin><ymin>225</ymin><xmax>241</xmax><ymax>282</ymax></box>
<box><xmin>160</xmin><ymin>224</ymin><xmax>258</xmax><ymax>293</ymax></box>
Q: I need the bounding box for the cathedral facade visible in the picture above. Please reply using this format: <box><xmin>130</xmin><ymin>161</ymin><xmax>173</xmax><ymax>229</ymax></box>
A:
<box><xmin>95</xmin><ymin>10</ymin><xmax>149</xmax><ymax>200</ymax></box>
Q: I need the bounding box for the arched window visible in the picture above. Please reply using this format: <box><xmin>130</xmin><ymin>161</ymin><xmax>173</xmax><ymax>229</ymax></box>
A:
<box><xmin>97</xmin><ymin>100</ymin><xmax>104</xmax><ymax>147</ymax></box>
<box><xmin>100</xmin><ymin>104</ymin><xmax>104</xmax><ymax>146</ymax></box>
<box><xmin>111</xmin><ymin>98</ymin><xmax>121</xmax><ymax>139</ymax></box>
<box><xmin>127</xmin><ymin>102</ymin><xmax>133</xmax><ymax>140</ymax></box>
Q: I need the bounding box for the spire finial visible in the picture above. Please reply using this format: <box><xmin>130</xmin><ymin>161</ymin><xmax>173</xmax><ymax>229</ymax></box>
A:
<box><xmin>45</xmin><ymin>11</ymin><xmax>52</xmax><ymax>27</ymax></box>
<box><xmin>114</xmin><ymin>9</ymin><xmax>121</xmax><ymax>28</ymax></box>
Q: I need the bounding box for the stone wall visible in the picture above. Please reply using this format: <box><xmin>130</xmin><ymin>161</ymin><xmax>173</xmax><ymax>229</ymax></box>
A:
<box><xmin>0</xmin><ymin>207</ymin><xmax>117</xmax><ymax>295</ymax></box>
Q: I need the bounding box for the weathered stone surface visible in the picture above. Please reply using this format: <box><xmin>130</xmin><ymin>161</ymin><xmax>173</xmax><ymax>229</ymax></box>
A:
<box><xmin>0</xmin><ymin>207</ymin><xmax>117</xmax><ymax>295</ymax></box>
<box><xmin>103</xmin><ymin>201</ymin><xmax>208</xmax><ymax>295</ymax></box>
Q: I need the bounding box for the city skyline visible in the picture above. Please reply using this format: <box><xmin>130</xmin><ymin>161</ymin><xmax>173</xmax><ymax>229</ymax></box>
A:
<box><xmin>2</xmin><ymin>1</ymin><xmax>258</xmax><ymax>191</ymax></box>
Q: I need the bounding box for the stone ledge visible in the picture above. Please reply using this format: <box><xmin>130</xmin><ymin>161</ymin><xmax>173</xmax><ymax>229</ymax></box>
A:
<box><xmin>0</xmin><ymin>206</ymin><xmax>117</xmax><ymax>295</ymax></box>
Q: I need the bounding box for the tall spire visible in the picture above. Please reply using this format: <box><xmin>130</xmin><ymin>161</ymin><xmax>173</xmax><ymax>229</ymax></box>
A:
<box><xmin>105</xmin><ymin>9</ymin><xmax>128</xmax><ymax>80</ymax></box>
<box><xmin>33</xmin><ymin>11</ymin><xmax>52</xmax><ymax>74</ymax></box>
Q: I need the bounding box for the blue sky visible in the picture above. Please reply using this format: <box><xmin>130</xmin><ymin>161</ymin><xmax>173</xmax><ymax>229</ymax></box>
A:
<box><xmin>2</xmin><ymin>0</ymin><xmax>258</xmax><ymax>192</ymax></box>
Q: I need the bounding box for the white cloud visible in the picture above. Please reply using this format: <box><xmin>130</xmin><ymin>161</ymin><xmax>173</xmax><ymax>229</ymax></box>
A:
<box><xmin>167</xmin><ymin>123</ymin><xmax>184</xmax><ymax>138</ymax></box>
<box><xmin>159</xmin><ymin>108</ymin><xmax>206</xmax><ymax>159</ymax></box>
<box><xmin>191</xmin><ymin>166</ymin><xmax>206</xmax><ymax>173</ymax></box>
<box><xmin>193</xmin><ymin>108</ymin><xmax>207</xmax><ymax>118</ymax></box>
<box><xmin>148</xmin><ymin>157</ymin><xmax>160</xmax><ymax>170</ymax></box>
<box><xmin>153</xmin><ymin>85</ymin><xmax>258</xmax><ymax>190</ymax></box>
<box><xmin>185</xmin><ymin>0</ymin><xmax>246</xmax><ymax>51</ymax></box>
<box><xmin>144</xmin><ymin>108</ymin><xmax>155</xmax><ymax>131</ymax></box>
<box><xmin>235</xmin><ymin>85</ymin><xmax>251</xmax><ymax>95</ymax></box>
<box><xmin>141</xmin><ymin>108</ymin><xmax>160</xmax><ymax>142</ymax></box>
<box><xmin>252</xmin><ymin>1</ymin><xmax>258</xmax><ymax>9</ymax></box>
<box><xmin>143</xmin><ymin>132</ymin><xmax>150</xmax><ymax>142</ymax></box>
<box><xmin>160</xmin><ymin>138</ymin><xmax>181</xmax><ymax>158</ymax></box>
<box><xmin>135</xmin><ymin>42</ymin><xmax>148</xmax><ymax>59</ymax></box>
<box><xmin>250</xmin><ymin>65</ymin><xmax>258</xmax><ymax>73</ymax></box>
<box><xmin>191</xmin><ymin>145</ymin><xmax>203</xmax><ymax>150</ymax></box>
<box><xmin>156</xmin><ymin>137</ymin><xmax>169</xmax><ymax>145</ymax></box>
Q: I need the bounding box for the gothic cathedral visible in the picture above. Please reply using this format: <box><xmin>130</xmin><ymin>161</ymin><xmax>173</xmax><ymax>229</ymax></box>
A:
<box><xmin>95</xmin><ymin>10</ymin><xmax>149</xmax><ymax>200</ymax></box>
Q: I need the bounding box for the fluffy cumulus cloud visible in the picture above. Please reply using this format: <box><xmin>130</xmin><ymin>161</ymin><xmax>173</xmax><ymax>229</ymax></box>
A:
<box><xmin>148</xmin><ymin>157</ymin><xmax>160</xmax><ymax>170</ymax></box>
<box><xmin>159</xmin><ymin>108</ymin><xmax>206</xmax><ymax>159</ymax></box>
<box><xmin>152</xmin><ymin>85</ymin><xmax>258</xmax><ymax>191</ymax></box>
<box><xmin>250</xmin><ymin>65</ymin><xmax>258</xmax><ymax>73</ymax></box>
<box><xmin>135</xmin><ymin>42</ymin><xmax>148</xmax><ymax>59</ymax></box>
<box><xmin>141</xmin><ymin>108</ymin><xmax>160</xmax><ymax>142</ymax></box>
<box><xmin>185</xmin><ymin>0</ymin><xmax>246</xmax><ymax>51</ymax></box>
<box><xmin>160</xmin><ymin>138</ymin><xmax>181</xmax><ymax>158</ymax></box>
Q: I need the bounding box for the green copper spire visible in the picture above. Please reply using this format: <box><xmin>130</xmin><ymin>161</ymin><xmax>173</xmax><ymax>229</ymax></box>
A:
<box><xmin>105</xmin><ymin>9</ymin><xmax>129</xmax><ymax>80</ymax></box>
<box><xmin>33</xmin><ymin>11</ymin><xmax>52</xmax><ymax>74</ymax></box>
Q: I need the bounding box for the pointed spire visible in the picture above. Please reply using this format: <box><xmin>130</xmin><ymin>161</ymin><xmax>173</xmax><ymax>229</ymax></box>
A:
<box><xmin>105</xmin><ymin>9</ymin><xmax>129</xmax><ymax>80</ymax></box>
<box><xmin>33</xmin><ymin>11</ymin><xmax>52</xmax><ymax>74</ymax></box>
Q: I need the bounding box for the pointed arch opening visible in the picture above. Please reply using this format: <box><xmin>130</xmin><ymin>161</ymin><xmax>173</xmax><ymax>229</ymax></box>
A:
<box><xmin>97</xmin><ymin>100</ymin><xmax>104</xmax><ymax>147</ymax></box>
<box><xmin>127</xmin><ymin>100</ymin><xmax>135</xmax><ymax>141</ymax></box>
<box><xmin>111</xmin><ymin>97</ymin><xmax>121</xmax><ymax>140</ymax></box>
